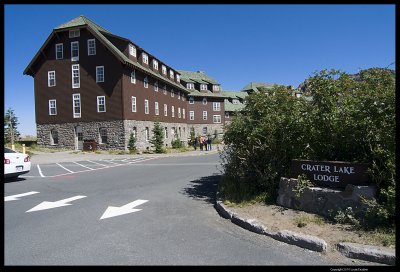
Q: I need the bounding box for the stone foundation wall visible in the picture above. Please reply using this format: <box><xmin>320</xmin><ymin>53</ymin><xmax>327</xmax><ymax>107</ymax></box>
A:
<box><xmin>276</xmin><ymin>177</ymin><xmax>376</xmax><ymax>218</ymax></box>
<box><xmin>188</xmin><ymin>123</ymin><xmax>224</xmax><ymax>139</ymax></box>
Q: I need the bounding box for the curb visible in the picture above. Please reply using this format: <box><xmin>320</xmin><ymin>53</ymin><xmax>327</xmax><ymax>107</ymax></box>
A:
<box><xmin>215</xmin><ymin>192</ymin><xmax>395</xmax><ymax>264</ymax></box>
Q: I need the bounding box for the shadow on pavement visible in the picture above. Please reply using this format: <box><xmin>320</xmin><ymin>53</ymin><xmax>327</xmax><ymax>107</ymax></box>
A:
<box><xmin>181</xmin><ymin>174</ymin><xmax>221</xmax><ymax>204</ymax></box>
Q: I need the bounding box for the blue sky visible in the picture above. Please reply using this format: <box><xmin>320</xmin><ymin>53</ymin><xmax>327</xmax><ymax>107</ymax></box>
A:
<box><xmin>4</xmin><ymin>4</ymin><xmax>395</xmax><ymax>136</ymax></box>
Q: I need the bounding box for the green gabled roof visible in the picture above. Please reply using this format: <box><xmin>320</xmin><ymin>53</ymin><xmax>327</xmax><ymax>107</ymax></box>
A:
<box><xmin>54</xmin><ymin>15</ymin><xmax>110</xmax><ymax>33</ymax></box>
<box><xmin>222</xmin><ymin>90</ymin><xmax>248</xmax><ymax>99</ymax></box>
<box><xmin>240</xmin><ymin>82</ymin><xmax>276</xmax><ymax>92</ymax></box>
<box><xmin>177</xmin><ymin>70</ymin><xmax>219</xmax><ymax>85</ymax></box>
<box><xmin>187</xmin><ymin>89</ymin><xmax>226</xmax><ymax>98</ymax></box>
<box><xmin>224</xmin><ymin>100</ymin><xmax>245</xmax><ymax>112</ymax></box>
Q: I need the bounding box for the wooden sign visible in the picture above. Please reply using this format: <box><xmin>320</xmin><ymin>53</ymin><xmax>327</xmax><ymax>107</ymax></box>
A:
<box><xmin>290</xmin><ymin>160</ymin><xmax>369</xmax><ymax>188</ymax></box>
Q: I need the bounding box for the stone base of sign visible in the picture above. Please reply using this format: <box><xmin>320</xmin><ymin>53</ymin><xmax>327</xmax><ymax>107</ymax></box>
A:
<box><xmin>276</xmin><ymin>177</ymin><xmax>376</xmax><ymax>218</ymax></box>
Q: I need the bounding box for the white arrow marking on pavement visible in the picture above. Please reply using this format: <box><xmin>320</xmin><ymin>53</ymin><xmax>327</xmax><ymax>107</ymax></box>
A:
<box><xmin>100</xmin><ymin>199</ymin><xmax>148</xmax><ymax>220</ymax></box>
<box><xmin>5</xmin><ymin>191</ymin><xmax>40</xmax><ymax>202</ymax></box>
<box><xmin>26</xmin><ymin>195</ymin><xmax>87</xmax><ymax>213</ymax></box>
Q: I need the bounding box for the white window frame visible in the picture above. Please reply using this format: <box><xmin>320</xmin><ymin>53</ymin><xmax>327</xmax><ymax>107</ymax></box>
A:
<box><xmin>186</xmin><ymin>83</ymin><xmax>194</xmax><ymax>89</ymax></box>
<box><xmin>213</xmin><ymin>115</ymin><xmax>221</xmax><ymax>124</ymax></box>
<box><xmin>182</xmin><ymin>109</ymin><xmax>185</xmax><ymax>119</ymax></box>
<box><xmin>171</xmin><ymin>89</ymin><xmax>174</xmax><ymax>97</ymax></box>
<box><xmin>202</xmin><ymin>97</ymin><xmax>207</xmax><ymax>105</ymax></box>
<box><xmin>71</xmin><ymin>41</ymin><xmax>79</xmax><ymax>61</ymax></box>
<box><xmin>131</xmin><ymin>96</ymin><xmax>137</xmax><ymax>112</ymax></box>
<box><xmin>69</xmin><ymin>29</ymin><xmax>80</xmax><ymax>38</ymax></box>
<box><xmin>96</xmin><ymin>66</ymin><xmax>104</xmax><ymax>83</ymax></box>
<box><xmin>171</xmin><ymin>106</ymin><xmax>175</xmax><ymax>117</ymax></box>
<box><xmin>165</xmin><ymin>127</ymin><xmax>168</xmax><ymax>138</ymax></box>
<box><xmin>155</xmin><ymin>102</ymin><xmax>159</xmax><ymax>116</ymax></box>
<box><xmin>178</xmin><ymin>107</ymin><xmax>181</xmax><ymax>118</ymax></box>
<box><xmin>153</xmin><ymin>59</ymin><xmax>158</xmax><ymax>70</ymax></box>
<box><xmin>145</xmin><ymin>127</ymin><xmax>149</xmax><ymax>141</ymax></box>
<box><xmin>176</xmin><ymin>74</ymin><xmax>180</xmax><ymax>83</ymax></box>
<box><xmin>50</xmin><ymin>129</ymin><xmax>58</xmax><ymax>145</ymax></box>
<box><xmin>203</xmin><ymin>111</ymin><xmax>208</xmax><ymax>120</ymax></box>
<box><xmin>169</xmin><ymin>70</ymin><xmax>174</xmax><ymax>79</ymax></box>
<box><xmin>144</xmin><ymin>99</ymin><xmax>149</xmax><ymax>114</ymax></box>
<box><xmin>72</xmin><ymin>93</ymin><xmax>81</xmax><ymax>118</ymax></box>
<box><xmin>213</xmin><ymin>85</ymin><xmax>220</xmax><ymax>91</ymax></box>
<box><xmin>144</xmin><ymin>76</ymin><xmax>148</xmax><ymax>88</ymax></box>
<box><xmin>142</xmin><ymin>53</ymin><xmax>148</xmax><ymax>64</ymax></box>
<box><xmin>213</xmin><ymin>102</ymin><xmax>221</xmax><ymax>111</ymax></box>
<box><xmin>232</xmin><ymin>99</ymin><xmax>239</xmax><ymax>105</ymax></box>
<box><xmin>99</xmin><ymin>128</ymin><xmax>108</xmax><ymax>144</ymax></box>
<box><xmin>55</xmin><ymin>43</ymin><xmax>63</xmax><ymax>60</ymax></box>
<box><xmin>200</xmin><ymin>84</ymin><xmax>208</xmax><ymax>91</ymax></box>
<box><xmin>129</xmin><ymin>44</ymin><xmax>136</xmax><ymax>57</ymax></box>
<box><xmin>189</xmin><ymin>111</ymin><xmax>194</xmax><ymax>121</ymax></box>
<box><xmin>131</xmin><ymin>70</ymin><xmax>136</xmax><ymax>84</ymax></box>
<box><xmin>225</xmin><ymin>112</ymin><xmax>230</xmax><ymax>118</ymax></box>
<box><xmin>72</xmin><ymin>64</ymin><xmax>80</xmax><ymax>88</ymax></box>
<box><xmin>87</xmin><ymin>39</ymin><xmax>96</xmax><ymax>56</ymax></box>
<box><xmin>48</xmin><ymin>71</ymin><xmax>56</xmax><ymax>87</ymax></box>
<box><xmin>97</xmin><ymin>96</ymin><xmax>106</xmax><ymax>113</ymax></box>
<box><xmin>49</xmin><ymin>99</ymin><xmax>57</xmax><ymax>115</ymax></box>
<box><xmin>163</xmin><ymin>85</ymin><xmax>167</xmax><ymax>95</ymax></box>
<box><xmin>189</xmin><ymin>97</ymin><xmax>194</xmax><ymax>104</ymax></box>
<box><xmin>164</xmin><ymin>104</ymin><xmax>168</xmax><ymax>116</ymax></box>
<box><xmin>162</xmin><ymin>65</ymin><xmax>167</xmax><ymax>75</ymax></box>
<box><xmin>154</xmin><ymin>81</ymin><xmax>158</xmax><ymax>92</ymax></box>
<box><xmin>178</xmin><ymin>92</ymin><xmax>181</xmax><ymax>100</ymax></box>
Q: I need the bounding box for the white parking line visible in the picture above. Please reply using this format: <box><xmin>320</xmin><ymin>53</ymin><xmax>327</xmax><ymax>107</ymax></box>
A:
<box><xmin>103</xmin><ymin>160</ymin><xmax>120</xmax><ymax>165</ymax></box>
<box><xmin>87</xmin><ymin>160</ymin><xmax>108</xmax><ymax>167</ymax></box>
<box><xmin>37</xmin><ymin>165</ymin><xmax>45</xmax><ymax>177</ymax></box>
<box><xmin>72</xmin><ymin>161</ymin><xmax>94</xmax><ymax>170</ymax></box>
<box><xmin>56</xmin><ymin>163</ymin><xmax>74</xmax><ymax>173</ymax></box>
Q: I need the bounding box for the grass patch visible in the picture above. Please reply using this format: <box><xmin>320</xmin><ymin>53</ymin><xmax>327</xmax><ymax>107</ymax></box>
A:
<box><xmin>294</xmin><ymin>215</ymin><xmax>326</xmax><ymax>228</ymax></box>
<box><xmin>350</xmin><ymin>228</ymin><xmax>396</xmax><ymax>247</ymax></box>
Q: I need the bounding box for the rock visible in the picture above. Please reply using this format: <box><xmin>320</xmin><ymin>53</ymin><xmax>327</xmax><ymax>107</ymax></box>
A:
<box><xmin>336</xmin><ymin>242</ymin><xmax>395</xmax><ymax>265</ymax></box>
<box><xmin>270</xmin><ymin>230</ymin><xmax>327</xmax><ymax>252</ymax></box>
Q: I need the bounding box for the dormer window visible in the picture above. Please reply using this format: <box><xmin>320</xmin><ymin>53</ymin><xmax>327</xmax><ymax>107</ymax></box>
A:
<box><xmin>69</xmin><ymin>29</ymin><xmax>80</xmax><ymax>38</ymax></box>
<box><xmin>213</xmin><ymin>85</ymin><xmax>220</xmax><ymax>91</ymax></box>
<box><xmin>142</xmin><ymin>53</ymin><xmax>148</xmax><ymax>64</ymax></box>
<box><xmin>129</xmin><ymin>44</ymin><xmax>136</xmax><ymax>57</ymax></box>
<box><xmin>176</xmin><ymin>74</ymin><xmax>180</xmax><ymax>83</ymax></box>
<box><xmin>232</xmin><ymin>99</ymin><xmax>239</xmax><ymax>104</ymax></box>
<box><xmin>153</xmin><ymin>59</ymin><xmax>158</xmax><ymax>70</ymax></box>
<box><xmin>186</xmin><ymin>83</ymin><xmax>194</xmax><ymax>89</ymax></box>
<box><xmin>200</xmin><ymin>84</ymin><xmax>208</xmax><ymax>91</ymax></box>
<box><xmin>169</xmin><ymin>70</ymin><xmax>174</xmax><ymax>79</ymax></box>
<box><xmin>162</xmin><ymin>65</ymin><xmax>167</xmax><ymax>75</ymax></box>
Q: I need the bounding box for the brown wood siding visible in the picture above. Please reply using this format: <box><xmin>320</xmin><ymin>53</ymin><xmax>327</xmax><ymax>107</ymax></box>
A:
<box><xmin>34</xmin><ymin>28</ymin><xmax>123</xmax><ymax>124</ymax></box>
<box><xmin>122</xmin><ymin>68</ymin><xmax>187</xmax><ymax>123</ymax></box>
<box><xmin>186</xmin><ymin>96</ymin><xmax>225</xmax><ymax>124</ymax></box>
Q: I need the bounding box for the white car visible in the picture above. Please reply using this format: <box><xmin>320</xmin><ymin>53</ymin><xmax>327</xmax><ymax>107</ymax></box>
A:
<box><xmin>4</xmin><ymin>147</ymin><xmax>31</xmax><ymax>180</ymax></box>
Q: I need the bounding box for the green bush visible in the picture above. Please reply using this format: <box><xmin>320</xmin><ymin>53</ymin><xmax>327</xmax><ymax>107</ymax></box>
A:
<box><xmin>150</xmin><ymin>121</ymin><xmax>165</xmax><ymax>153</ymax></box>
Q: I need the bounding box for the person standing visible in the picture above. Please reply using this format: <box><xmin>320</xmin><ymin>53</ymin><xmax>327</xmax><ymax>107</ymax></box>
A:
<box><xmin>207</xmin><ymin>136</ymin><xmax>212</xmax><ymax>151</ymax></box>
<box><xmin>193</xmin><ymin>137</ymin><xmax>198</xmax><ymax>150</ymax></box>
<box><xmin>199</xmin><ymin>136</ymin><xmax>204</xmax><ymax>151</ymax></box>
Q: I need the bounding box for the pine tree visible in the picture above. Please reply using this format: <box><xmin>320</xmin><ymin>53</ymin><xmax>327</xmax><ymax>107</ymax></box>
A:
<box><xmin>150</xmin><ymin>120</ymin><xmax>165</xmax><ymax>153</ymax></box>
<box><xmin>4</xmin><ymin>108</ymin><xmax>20</xmax><ymax>144</ymax></box>
<box><xmin>189</xmin><ymin>126</ymin><xmax>195</xmax><ymax>146</ymax></box>
<box><xmin>128</xmin><ymin>132</ymin><xmax>136</xmax><ymax>152</ymax></box>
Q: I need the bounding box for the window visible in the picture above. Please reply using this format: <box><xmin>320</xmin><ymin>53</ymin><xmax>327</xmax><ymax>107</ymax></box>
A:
<box><xmin>163</xmin><ymin>85</ymin><xmax>167</xmax><ymax>95</ymax></box>
<box><xmin>153</xmin><ymin>59</ymin><xmax>158</xmax><ymax>70</ymax></box>
<box><xmin>232</xmin><ymin>99</ymin><xmax>239</xmax><ymax>104</ymax></box>
<box><xmin>96</xmin><ymin>66</ymin><xmax>104</xmax><ymax>83</ymax></box>
<box><xmin>171</xmin><ymin>127</ymin><xmax>176</xmax><ymax>138</ymax></box>
<box><xmin>182</xmin><ymin>109</ymin><xmax>185</xmax><ymax>119</ymax></box>
<box><xmin>142</xmin><ymin>53</ymin><xmax>148</xmax><ymax>64</ymax></box>
<box><xmin>72</xmin><ymin>64</ymin><xmax>80</xmax><ymax>88</ymax></box>
<box><xmin>169</xmin><ymin>70</ymin><xmax>174</xmax><ymax>79</ymax></box>
<box><xmin>202</xmin><ymin>97</ymin><xmax>207</xmax><ymax>105</ymax></box>
<box><xmin>144</xmin><ymin>76</ymin><xmax>148</xmax><ymax>88</ymax></box>
<box><xmin>87</xmin><ymin>39</ymin><xmax>96</xmax><ymax>55</ymax></box>
<box><xmin>213</xmin><ymin>102</ymin><xmax>221</xmax><ymax>111</ymax></box>
<box><xmin>154</xmin><ymin>81</ymin><xmax>158</xmax><ymax>92</ymax></box>
<box><xmin>50</xmin><ymin>129</ymin><xmax>58</xmax><ymax>145</ymax></box>
<box><xmin>73</xmin><ymin>93</ymin><xmax>81</xmax><ymax>118</ymax></box>
<box><xmin>182</xmin><ymin>95</ymin><xmax>185</xmax><ymax>101</ymax></box>
<box><xmin>203</xmin><ymin>127</ymin><xmax>208</xmax><ymax>135</ymax></box>
<box><xmin>186</xmin><ymin>83</ymin><xmax>194</xmax><ymax>89</ymax></box>
<box><xmin>99</xmin><ymin>128</ymin><xmax>108</xmax><ymax>144</ymax></box>
<box><xmin>56</xmin><ymin>43</ymin><xmax>63</xmax><ymax>59</ymax></box>
<box><xmin>225</xmin><ymin>112</ymin><xmax>230</xmax><ymax>119</ymax></box>
<box><xmin>144</xmin><ymin>99</ymin><xmax>149</xmax><ymax>114</ymax></box>
<box><xmin>97</xmin><ymin>96</ymin><xmax>106</xmax><ymax>112</ymax></box>
<box><xmin>129</xmin><ymin>44</ymin><xmax>136</xmax><ymax>57</ymax></box>
<box><xmin>189</xmin><ymin>111</ymin><xmax>194</xmax><ymax>120</ymax></box>
<box><xmin>71</xmin><ymin>41</ymin><xmax>79</xmax><ymax>61</ymax></box>
<box><xmin>164</xmin><ymin>104</ymin><xmax>167</xmax><ymax>116</ymax></box>
<box><xmin>179</xmin><ymin>127</ymin><xmax>182</xmax><ymax>138</ymax></box>
<box><xmin>178</xmin><ymin>108</ymin><xmax>181</xmax><ymax>118</ymax></box>
<box><xmin>171</xmin><ymin>106</ymin><xmax>175</xmax><ymax>117</ymax></box>
<box><xmin>178</xmin><ymin>92</ymin><xmax>181</xmax><ymax>100</ymax></box>
<box><xmin>165</xmin><ymin>127</ymin><xmax>168</xmax><ymax>138</ymax></box>
<box><xmin>131</xmin><ymin>70</ymin><xmax>136</xmax><ymax>84</ymax></box>
<box><xmin>200</xmin><ymin>84</ymin><xmax>208</xmax><ymax>91</ymax></box>
<box><xmin>132</xmin><ymin>127</ymin><xmax>137</xmax><ymax>138</ymax></box>
<box><xmin>162</xmin><ymin>65</ymin><xmax>167</xmax><ymax>75</ymax></box>
<box><xmin>203</xmin><ymin>111</ymin><xmax>207</xmax><ymax>120</ymax></box>
<box><xmin>49</xmin><ymin>100</ymin><xmax>57</xmax><ymax>115</ymax></box>
<box><xmin>145</xmin><ymin>127</ymin><xmax>149</xmax><ymax>141</ymax></box>
<box><xmin>171</xmin><ymin>89</ymin><xmax>174</xmax><ymax>97</ymax></box>
<box><xmin>48</xmin><ymin>71</ymin><xmax>56</xmax><ymax>87</ymax></box>
<box><xmin>155</xmin><ymin>102</ymin><xmax>159</xmax><ymax>115</ymax></box>
<box><xmin>213</xmin><ymin>85</ymin><xmax>220</xmax><ymax>91</ymax></box>
<box><xmin>131</xmin><ymin>96</ymin><xmax>137</xmax><ymax>112</ymax></box>
<box><xmin>213</xmin><ymin>115</ymin><xmax>221</xmax><ymax>123</ymax></box>
<box><xmin>176</xmin><ymin>74</ymin><xmax>180</xmax><ymax>83</ymax></box>
<box><xmin>69</xmin><ymin>29</ymin><xmax>80</xmax><ymax>38</ymax></box>
<box><xmin>189</xmin><ymin>97</ymin><xmax>194</xmax><ymax>104</ymax></box>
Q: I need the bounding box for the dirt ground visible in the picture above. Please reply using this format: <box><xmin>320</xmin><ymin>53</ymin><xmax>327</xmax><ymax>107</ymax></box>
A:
<box><xmin>227</xmin><ymin>202</ymin><xmax>395</xmax><ymax>264</ymax></box>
